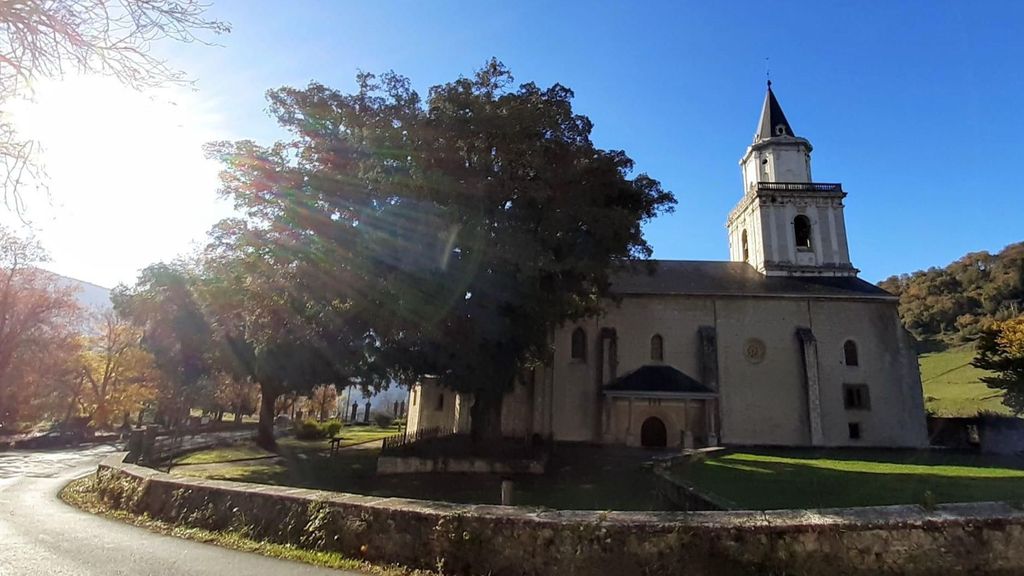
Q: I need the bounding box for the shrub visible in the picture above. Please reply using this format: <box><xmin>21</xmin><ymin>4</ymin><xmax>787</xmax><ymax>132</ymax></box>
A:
<box><xmin>293</xmin><ymin>419</ymin><xmax>326</xmax><ymax>440</ymax></box>
<box><xmin>323</xmin><ymin>419</ymin><xmax>342</xmax><ymax>438</ymax></box>
<box><xmin>372</xmin><ymin>413</ymin><xmax>395</xmax><ymax>428</ymax></box>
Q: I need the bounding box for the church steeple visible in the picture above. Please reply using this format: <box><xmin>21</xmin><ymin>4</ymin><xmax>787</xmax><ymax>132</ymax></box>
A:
<box><xmin>726</xmin><ymin>83</ymin><xmax>858</xmax><ymax>278</ymax></box>
<box><xmin>755</xmin><ymin>81</ymin><xmax>794</xmax><ymax>141</ymax></box>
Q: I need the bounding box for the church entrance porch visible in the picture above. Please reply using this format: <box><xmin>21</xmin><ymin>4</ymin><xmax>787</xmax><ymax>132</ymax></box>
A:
<box><xmin>640</xmin><ymin>417</ymin><xmax>667</xmax><ymax>448</ymax></box>
<box><xmin>601</xmin><ymin>365</ymin><xmax>719</xmax><ymax>449</ymax></box>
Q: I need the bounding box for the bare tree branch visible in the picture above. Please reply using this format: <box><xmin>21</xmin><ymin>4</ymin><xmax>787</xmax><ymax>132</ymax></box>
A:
<box><xmin>0</xmin><ymin>0</ymin><xmax>230</xmax><ymax>211</ymax></box>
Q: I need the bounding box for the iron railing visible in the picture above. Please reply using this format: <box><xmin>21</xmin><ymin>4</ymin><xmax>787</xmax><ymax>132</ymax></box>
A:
<box><xmin>381</xmin><ymin>426</ymin><xmax>452</xmax><ymax>453</ymax></box>
<box><xmin>755</xmin><ymin>182</ymin><xmax>842</xmax><ymax>192</ymax></box>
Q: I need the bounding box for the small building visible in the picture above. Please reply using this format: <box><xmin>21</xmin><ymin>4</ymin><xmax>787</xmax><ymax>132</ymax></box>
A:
<box><xmin>407</xmin><ymin>83</ymin><xmax>928</xmax><ymax>449</ymax></box>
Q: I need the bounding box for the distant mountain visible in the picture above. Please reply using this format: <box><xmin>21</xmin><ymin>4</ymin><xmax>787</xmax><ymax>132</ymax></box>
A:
<box><xmin>48</xmin><ymin>272</ymin><xmax>112</xmax><ymax>312</ymax></box>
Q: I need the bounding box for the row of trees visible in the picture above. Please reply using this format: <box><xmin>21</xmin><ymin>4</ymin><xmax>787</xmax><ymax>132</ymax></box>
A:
<box><xmin>110</xmin><ymin>60</ymin><xmax>674</xmax><ymax>448</ymax></box>
<box><xmin>879</xmin><ymin>241</ymin><xmax>1024</xmax><ymax>345</ymax></box>
<box><xmin>0</xmin><ymin>229</ymin><xmax>262</xmax><ymax>435</ymax></box>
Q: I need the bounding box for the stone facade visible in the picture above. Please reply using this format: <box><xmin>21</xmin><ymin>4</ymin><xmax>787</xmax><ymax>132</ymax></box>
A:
<box><xmin>407</xmin><ymin>83</ymin><xmax>928</xmax><ymax>450</ymax></box>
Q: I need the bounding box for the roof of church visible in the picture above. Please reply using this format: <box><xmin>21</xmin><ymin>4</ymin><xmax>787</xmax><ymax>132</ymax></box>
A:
<box><xmin>756</xmin><ymin>81</ymin><xmax>795</xmax><ymax>141</ymax></box>
<box><xmin>610</xmin><ymin>260</ymin><xmax>896</xmax><ymax>300</ymax></box>
<box><xmin>605</xmin><ymin>365</ymin><xmax>714</xmax><ymax>395</ymax></box>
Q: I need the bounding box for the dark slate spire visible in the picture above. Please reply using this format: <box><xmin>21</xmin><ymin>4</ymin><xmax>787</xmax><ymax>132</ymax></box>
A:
<box><xmin>755</xmin><ymin>80</ymin><xmax>794</xmax><ymax>141</ymax></box>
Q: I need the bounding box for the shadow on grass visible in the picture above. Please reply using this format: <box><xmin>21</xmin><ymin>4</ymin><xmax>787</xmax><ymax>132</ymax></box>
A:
<box><xmin>182</xmin><ymin>441</ymin><xmax>667</xmax><ymax>510</ymax></box>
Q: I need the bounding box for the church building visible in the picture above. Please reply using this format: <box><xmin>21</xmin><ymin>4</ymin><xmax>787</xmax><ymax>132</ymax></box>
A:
<box><xmin>407</xmin><ymin>83</ymin><xmax>928</xmax><ymax>449</ymax></box>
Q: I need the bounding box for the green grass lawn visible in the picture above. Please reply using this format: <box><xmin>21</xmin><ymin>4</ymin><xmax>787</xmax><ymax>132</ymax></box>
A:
<box><xmin>173</xmin><ymin>441</ymin><xmax>664</xmax><ymax>511</ymax></box>
<box><xmin>675</xmin><ymin>449</ymin><xmax>1024</xmax><ymax>510</ymax></box>
<box><xmin>919</xmin><ymin>344</ymin><xmax>1009</xmax><ymax>417</ymax></box>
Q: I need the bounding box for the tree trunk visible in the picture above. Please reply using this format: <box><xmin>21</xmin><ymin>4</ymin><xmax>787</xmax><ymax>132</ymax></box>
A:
<box><xmin>470</xmin><ymin>387</ymin><xmax>504</xmax><ymax>444</ymax></box>
<box><xmin>256</xmin><ymin>388</ymin><xmax>278</xmax><ymax>450</ymax></box>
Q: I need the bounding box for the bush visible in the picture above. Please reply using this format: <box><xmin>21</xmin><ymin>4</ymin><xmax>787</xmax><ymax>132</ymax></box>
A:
<box><xmin>293</xmin><ymin>419</ymin><xmax>326</xmax><ymax>440</ymax></box>
<box><xmin>323</xmin><ymin>419</ymin><xmax>342</xmax><ymax>438</ymax></box>
<box><xmin>293</xmin><ymin>418</ymin><xmax>344</xmax><ymax>440</ymax></box>
<box><xmin>372</xmin><ymin>413</ymin><xmax>395</xmax><ymax>428</ymax></box>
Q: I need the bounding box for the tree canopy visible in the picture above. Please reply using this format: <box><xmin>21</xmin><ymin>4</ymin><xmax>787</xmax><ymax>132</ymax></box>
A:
<box><xmin>879</xmin><ymin>241</ymin><xmax>1024</xmax><ymax>345</ymax></box>
<box><xmin>205</xmin><ymin>60</ymin><xmax>675</xmax><ymax>440</ymax></box>
<box><xmin>973</xmin><ymin>316</ymin><xmax>1024</xmax><ymax>415</ymax></box>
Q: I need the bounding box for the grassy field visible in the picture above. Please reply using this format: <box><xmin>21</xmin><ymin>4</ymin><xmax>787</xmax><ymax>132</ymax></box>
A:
<box><xmin>919</xmin><ymin>344</ymin><xmax>1009</xmax><ymax>417</ymax></box>
<box><xmin>675</xmin><ymin>449</ymin><xmax>1024</xmax><ymax>510</ymax></box>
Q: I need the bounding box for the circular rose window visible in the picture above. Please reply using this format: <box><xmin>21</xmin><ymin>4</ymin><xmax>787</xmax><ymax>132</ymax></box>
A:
<box><xmin>744</xmin><ymin>338</ymin><xmax>766</xmax><ymax>364</ymax></box>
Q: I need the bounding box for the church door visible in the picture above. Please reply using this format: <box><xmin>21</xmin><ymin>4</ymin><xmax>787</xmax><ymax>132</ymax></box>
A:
<box><xmin>640</xmin><ymin>417</ymin><xmax>667</xmax><ymax>448</ymax></box>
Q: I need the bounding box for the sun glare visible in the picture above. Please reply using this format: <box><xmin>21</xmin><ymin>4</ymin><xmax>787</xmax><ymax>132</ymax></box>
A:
<box><xmin>5</xmin><ymin>75</ymin><xmax>231</xmax><ymax>287</ymax></box>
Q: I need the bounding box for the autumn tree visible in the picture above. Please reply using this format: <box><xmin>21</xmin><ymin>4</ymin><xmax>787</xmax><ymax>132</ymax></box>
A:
<box><xmin>205</xmin><ymin>60</ymin><xmax>674</xmax><ymax>441</ymax></box>
<box><xmin>194</xmin><ymin>221</ymin><xmax>380</xmax><ymax>448</ymax></box>
<box><xmin>973</xmin><ymin>316</ymin><xmax>1024</xmax><ymax>414</ymax></box>
<box><xmin>74</xmin><ymin>310</ymin><xmax>156</xmax><ymax>428</ymax></box>
<box><xmin>211</xmin><ymin>372</ymin><xmax>259</xmax><ymax>423</ymax></box>
<box><xmin>113</xmin><ymin>262</ymin><xmax>212</xmax><ymax>428</ymax></box>
<box><xmin>309</xmin><ymin>384</ymin><xmax>338</xmax><ymax>422</ymax></box>
<box><xmin>0</xmin><ymin>0</ymin><xmax>229</xmax><ymax>208</ymax></box>
<box><xmin>0</xmin><ymin>225</ymin><xmax>80</xmax><ymax>431</ymax></box>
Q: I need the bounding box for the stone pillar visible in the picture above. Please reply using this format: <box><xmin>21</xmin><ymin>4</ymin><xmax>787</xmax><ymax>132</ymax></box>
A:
<box><xmin>625</xmin><ymin>398</ymin><xmax>634</xmax><ymax>445</ymax></box>
<box><xmin>140</xmin><ymin>426</ymin><xmax>157</xmax><ymax>464</ymax></box>
<box><xmin>501</xmin><ymin>479</ymin><xmax>514</xmax><ymax>505</ymax></box>
<box><xmin>698</xmin><ymin>326</ymin><xmax>719</xmax><ymax>390</ymax></box>
<box><xmin>683</xmin><ymin>430</ymin><xmax>694</xmax><ymax>450</ymax></box>
<box><xmin>707</xmin><ymin>400</ymin><xmax>719</xmax><ymax>447</ymax></box>
<box><xmin>125</xmin><ymin>428</ymin><xmax>144</xmax><ymax>463</ymax></box>
<box><xmin>350</xmin><ymin>401</ymin><xmax>358</xmax><ymax>422</ymax></box>
<box><xmin>797</xmin><ymin>327</ymin><xmax>824</xmax><ymax>446</ymax></box>
<box><xmin>363</xmin><ymin>401</ymin><xmax>371</xmax><ymax>424</ymax></box>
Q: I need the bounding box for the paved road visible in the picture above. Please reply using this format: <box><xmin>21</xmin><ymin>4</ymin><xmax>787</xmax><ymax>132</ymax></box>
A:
<box><xmin>0</xmin><ymin>445</ymin><xmax>358</xmax><ymax>575</ymax></box>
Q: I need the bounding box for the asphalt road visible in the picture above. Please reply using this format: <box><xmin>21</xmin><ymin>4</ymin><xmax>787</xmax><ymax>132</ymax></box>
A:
<box><xmin>0</xmin><ymin>444</ymin><xmax>358</xmax><ymax>576</ymax></box>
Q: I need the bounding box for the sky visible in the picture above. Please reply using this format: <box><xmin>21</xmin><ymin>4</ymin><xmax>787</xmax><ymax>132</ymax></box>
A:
<box><xmin>6</xmin><ymin>1</ymin><xmax>1024</xmax><ymax>288</ymax></box>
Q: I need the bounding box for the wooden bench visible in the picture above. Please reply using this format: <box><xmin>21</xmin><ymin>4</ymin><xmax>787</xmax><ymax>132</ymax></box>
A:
<box><xmin>329</xmin><ymin>436</ymin><xmax>343</xmax><ymax>456</ymax></box>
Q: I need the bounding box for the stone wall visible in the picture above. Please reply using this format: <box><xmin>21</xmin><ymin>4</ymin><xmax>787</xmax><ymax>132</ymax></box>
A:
<box><xmin>96</xmin><ymin>452</ymin><xmax>1024</xmax><ymax>576</ymax></box>
<box><xmin>377</xmin><ymin>455</ymin><xmax>545</xmax><ymax>475</ymax></box>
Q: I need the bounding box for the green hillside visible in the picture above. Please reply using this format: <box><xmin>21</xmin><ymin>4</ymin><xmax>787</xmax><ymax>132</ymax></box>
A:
<box><xmin>919</xmin><ymin>345</ymin><xmax>1011</xmax><ymax>417</ymax></box>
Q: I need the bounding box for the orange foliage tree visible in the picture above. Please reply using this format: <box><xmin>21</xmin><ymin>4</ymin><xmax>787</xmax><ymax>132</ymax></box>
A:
<box><xmin>0</xmin><ymin>226</ymin><xmax>81</xmax><ymax>432</ymax></box>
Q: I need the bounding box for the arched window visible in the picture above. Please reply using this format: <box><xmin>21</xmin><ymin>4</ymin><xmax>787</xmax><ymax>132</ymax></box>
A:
<box><xmin>436</xmin><ymin>393</ymin><xmax>444</xmax><ymax>411</ymax></box>
<box><xmin>571</xmin><ymin>327</ymin><xmax>587</xmax><ymax>361</ymax></box>
<box><xmin>794</xmin><ymin>215</ymin><xmax>812</xmax><ymax>249</ymax></box>
<box><xmin>844</xmin><ymin>340</ymin><xmax>859</xmax><ymax>366</ymax></box>
<box><xmin>650</xmin><ymin>334</ymin><xmax>664</xmax><ymax>362</ymax></box>
<box><xmin>741</xmin><ymin>229</ymin><xmax>749</xmax><ymax>263</ymax></box>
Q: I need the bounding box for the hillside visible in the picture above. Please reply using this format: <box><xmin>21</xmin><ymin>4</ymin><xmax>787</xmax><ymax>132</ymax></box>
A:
<box><xmin>880</xmin><ymin>241</ymin><xmax>1024</xmax><ymax>345</ymax></box>
<box><xmin>919</xmin><ymin>344</ymin><xmax>1009</xmax><ymax>417</ymax></box>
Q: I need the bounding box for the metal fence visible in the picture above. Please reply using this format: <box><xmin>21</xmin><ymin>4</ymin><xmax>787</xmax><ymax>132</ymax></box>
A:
<box><xmin>381</xmin><ymin>426</ymin><xmax>451</xmax><ymax>453</ymax></box>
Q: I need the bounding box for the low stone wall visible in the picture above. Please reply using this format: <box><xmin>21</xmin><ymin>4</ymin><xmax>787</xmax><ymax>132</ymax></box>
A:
<box><xmin>97</xmin><ymin>452</ymin><xmax>1024</xmax><ymax>576</ymax></box>
<box><xmin>377</xmin><ymin>455</ymin><xmax>546</xmax><ymax>475</ymax></box>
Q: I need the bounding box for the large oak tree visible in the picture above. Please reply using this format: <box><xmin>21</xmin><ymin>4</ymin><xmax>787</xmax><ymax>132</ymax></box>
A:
<box><xmin>206</xmin><ymin>61</ymin><xmax>674</xmax><ymax>441</ymax></box>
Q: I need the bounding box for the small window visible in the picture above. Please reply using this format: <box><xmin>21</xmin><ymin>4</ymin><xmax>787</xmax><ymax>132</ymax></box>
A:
<box><xmin>412</xmin><ymin>389</ymin><xmax>417</xmax><ymax>405</ymax></box>
<box><xmin>843</xmin><ymin>384</ymin><xmax>870</xmax><ymax>410</ymax></box>
<box><xmin>571</xmin><ymin>327</ymin><xmax>587</xmax><ymax>361</ymax></box>
<box><xmin>436</xmin><ymin>393</ymin><xmax>444</xmax><ymax>411</ymax></box>
<box><xmin>794</xmin><ymin>215</ymin><xmax>812</xmax><ymax>249</ymax></box>
<box><xmin>741</xmin><ymin>229</ymin><xmax>749</xmax><ymax>263</ymax></box>
<box><xmin>650</xmin><ymin>334</ymin><xmax>664</xmax><ymax>362</ymax></box>
<box><xmin>844</xmin><ymin>340</ymin><xmax>859</xmax><ymax>366</ymax></box>
<box><xmin>848</xmin><ymin>422</ymin><xmax>861</xmax><ymax>440</ymax></box>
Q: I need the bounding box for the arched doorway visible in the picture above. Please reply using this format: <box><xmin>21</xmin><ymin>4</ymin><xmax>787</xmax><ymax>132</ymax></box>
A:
<box><xmin>640</xmin><ymin>417</ymin><xmax>667</xmax><ymax>448</ymax></box>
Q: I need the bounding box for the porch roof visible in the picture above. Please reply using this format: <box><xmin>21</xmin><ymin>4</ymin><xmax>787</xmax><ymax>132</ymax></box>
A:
<box><xmin>603</xmin><ymin>365</ymin><xmax>716</xmax><ymax>398</ymax></box>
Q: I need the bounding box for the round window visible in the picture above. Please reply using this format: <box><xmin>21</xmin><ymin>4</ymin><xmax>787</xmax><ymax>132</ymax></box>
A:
<box><xmin>744</xmin><ymin>338</ymin><xmax>767</xmax><ymax>364</ymax></box>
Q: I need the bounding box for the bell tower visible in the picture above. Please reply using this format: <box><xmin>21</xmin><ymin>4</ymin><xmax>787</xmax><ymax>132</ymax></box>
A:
<box><xmin>727</xmin><ymin>82</ymin><xmax>857</xmax><ymax>277</ymax></box>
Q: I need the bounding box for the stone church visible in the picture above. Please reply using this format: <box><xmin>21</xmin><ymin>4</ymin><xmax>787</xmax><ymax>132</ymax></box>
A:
<box><xmin>407</xmin><ymin>83</ymin><xmax>928</xmax><ymax>449</ymax></box>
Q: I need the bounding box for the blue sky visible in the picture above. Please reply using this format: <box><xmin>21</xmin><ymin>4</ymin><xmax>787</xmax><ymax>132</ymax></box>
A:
<box><xmin>31</xmin><ymin>1</ymin><xmax>1024</xmax><ymax>286</ymax></box>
